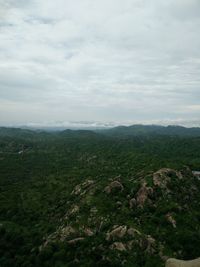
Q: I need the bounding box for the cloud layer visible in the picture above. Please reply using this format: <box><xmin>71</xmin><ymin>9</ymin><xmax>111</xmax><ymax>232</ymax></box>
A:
<box><xmin>0</xmin><ymin>0</ymin><xmax>200</xmax><ymax>126</ymax></box>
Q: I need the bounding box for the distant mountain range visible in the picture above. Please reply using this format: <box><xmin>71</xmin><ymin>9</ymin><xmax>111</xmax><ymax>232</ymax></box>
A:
<box><xmin>97</xmin><ymin>124</ymin><xmax>200</xmax><ymax>137</ymax></box>
<box><xmin>1</xmin><ymin>123</ymin><xmax>200</xmax><ymax>266</ymax></box>
<box><xmin>1</xmin><ymin>124</ymin><xmax>200</xmax><ymax>138</ymax></box>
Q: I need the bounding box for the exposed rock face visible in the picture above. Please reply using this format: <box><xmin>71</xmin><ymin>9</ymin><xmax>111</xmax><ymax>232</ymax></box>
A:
<box><xmin>59</xmin><ymin>226</ymin><xmax>76</xmax><ymax>241</ymax></box>
<box><xmin>69</xmin><ymin>205</ymin><xmax>79</xmax><ymax>215</ymax></box>
<box><xmin>41</xmin><ymin>224</ymin><xmax>95</xmax><ymax>249</ymax></box>
<box><xmin>166</xmin><ymin>213</ymin><xmax>176</xmax><ymax>228</ymax></box>
<box><xmin>110</xmin><ymin>242</ymin><xmax>126</xmax><ymax>251</ymax></box>
<box><xmin>106</xmin><ymin>226</ymin><xmax>127</xmax><ymax>241</ymax></box>
<box><xmin>166</xmin><ymin>258</ymin><xmax>200</xmax><ymax>267</ymax></box>
<box><xmin>127</xmin><ymin>227</ymin><xmax>141</xmax><ymax>237</ymax></box>
<box><xmin>104</xmin><ymin>181</ymin><xmax>124</xmax><ymax>194</ymax></box>
<box><xmin>40</xmin><ymin>225</ymin><xmax>77</xmax><ymax>249</ymax></box>
<box><xmin>136</xmin><ymin>182</ymin><xmax>153</xmax><ymax>208</ymax></box>
<box><xmin>153</xmin><ymin>168</ymin><xmax>183</xmax><ymax>188</ymax></box>
<box><xmin>129</xmin><ymin>198</ymin><xmax>137</xmax><ymax>209</ymax></box>
<box><xmin>83</xmin><ymin>228</ymin><xmax>94</xmax><ymax>237</ymax></box>
<box><xmin>127</xmin><ymin>240</ymin><xmax>134</xmax><ymax>250</ymax></box>
<box><xmin>106</xmin><ymin>225</ymin><xmax>142</xmax><ymax>244</ymax></box>
<box><xmin>67</xmin><ymin>237</ymin><xmax>85</xmax><ymax>245</ymax></box>
<box><xmin>38</xmin><ymin>166</ymin><xmax>199</xmax><ymax>265</ymax></box>
<box><xmin>139</xmin><ymin>235</ymin><xmax>156</xmax><ymax>254</ymax></box>
<box><xmin>71</xmin><ymin>179</ymin><xmax>95</xmax><ymax>196</ymax></box>
<box><xmin>146</xmin><ymin>235</ymin><xmax>156</xmax><ymax>254</ymax></box>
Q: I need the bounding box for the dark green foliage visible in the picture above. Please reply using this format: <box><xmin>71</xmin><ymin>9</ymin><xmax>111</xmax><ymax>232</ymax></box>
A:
<box><xmin>0</xmin><ymin>128</ymin><xmax>200</xmax><ymax>266</ymax></box>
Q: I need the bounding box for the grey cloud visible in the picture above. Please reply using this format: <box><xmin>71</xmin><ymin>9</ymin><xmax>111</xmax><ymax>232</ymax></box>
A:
<box><xmin>0</xmin><ymin>0</ymin><xmax>200</xmax><ymax>126</ymax></box>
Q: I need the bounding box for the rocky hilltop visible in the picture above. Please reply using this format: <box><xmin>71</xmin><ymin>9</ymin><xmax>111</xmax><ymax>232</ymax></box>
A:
<box><xmin>38</xmin><ymin>167</ymin><xmax>200</xmax><ymax>266</ymax></box>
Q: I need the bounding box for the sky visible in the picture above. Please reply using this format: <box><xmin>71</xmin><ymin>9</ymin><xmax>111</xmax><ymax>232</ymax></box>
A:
<box><xmin>0</xmin><ymin>0</ymin><xmax>200</xmax><ymax>128</ymax></box>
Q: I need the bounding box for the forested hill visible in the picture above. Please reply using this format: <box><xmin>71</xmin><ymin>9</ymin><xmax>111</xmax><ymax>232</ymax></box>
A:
<box><xmin>1</xmin><ymin>124</ymin><xmax>200</xmax><ymax>138</ymax></box>
<box><xmin>97</xmin><ymin>125</ymin><xmax>200</xmax><ymax>137</ymax></box>
<box><xmin>1</xmin><ymin>126</ymin><xmax>200</xmax><ymax>266</ymax></box>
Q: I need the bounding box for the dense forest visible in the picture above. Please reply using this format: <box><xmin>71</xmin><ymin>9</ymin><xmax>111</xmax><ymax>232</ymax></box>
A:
<box><xmin>0</xmin><ymin>126</ymin><xmax>200</xmax><ymax>267</ymax></box>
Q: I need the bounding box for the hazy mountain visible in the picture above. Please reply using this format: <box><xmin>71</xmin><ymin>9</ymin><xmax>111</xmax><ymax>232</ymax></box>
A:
<box><xmin>98</xmin><ymin>125</ymin><xmax>200</xmax><ymax>137</ymax></box>
<box><xmin>2</xmin><ymin>125</ymin><xmax>200</xmax><ymax>139</ymax></box>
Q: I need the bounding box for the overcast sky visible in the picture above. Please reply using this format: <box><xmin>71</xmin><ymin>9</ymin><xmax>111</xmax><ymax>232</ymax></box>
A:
<box><xmin>0</xmin><ymin>0</ymin><xmax>200</xmax><ymax>127</ymax></box>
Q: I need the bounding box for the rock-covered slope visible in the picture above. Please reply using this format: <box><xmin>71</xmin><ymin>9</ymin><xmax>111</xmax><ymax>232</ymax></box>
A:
<box><xmin>39</xmin><ymin>167</ymin><xmax>200</xmax><ymax>267</ymax></box>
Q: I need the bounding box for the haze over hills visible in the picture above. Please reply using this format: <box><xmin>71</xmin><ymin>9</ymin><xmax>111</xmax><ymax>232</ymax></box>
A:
<box><xmin>1</xmin><ymin>0</ymin><xmax>200</xmax><ymax>266</ymax></box>
<box><xmin>98</xmin><ymin>125</ymin><xmax>200</xmax><ymax>137</ymax></box>
<box><xmin>1</xmin><ymin>124</ymin><xmax>200</xmax><ymax>138</ymax></box>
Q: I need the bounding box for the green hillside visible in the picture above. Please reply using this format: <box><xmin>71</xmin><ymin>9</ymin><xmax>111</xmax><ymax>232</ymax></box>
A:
<box><xmin>98</xmin><ymin>125</ymin><xmax>200</xmax><ymax>137</ymax></box>
<box><xmin>0</xmin><ymin>128</ymin><xmax>200</xmax><ymax>266</ymax></box>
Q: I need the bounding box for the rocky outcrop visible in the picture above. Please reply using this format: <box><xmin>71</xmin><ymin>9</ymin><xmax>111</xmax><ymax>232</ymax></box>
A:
<box><xmin>106</xmin><ymin>225</ymin><xmax>141</xmax><ymax>242</ymax></box>
<box><xmin>166</xmin><ymin>213</ymin><xmax>176</xmax><ymax>228</ymax></box>
<box><xmin>153</xmin><ymin>168</ymin><xmax>182</xmax><ymax>189</ymax></box>
<box><xmin>83</xmin><ymin>227</ymin><xmax>94</xmax><ymax>237</ymax></box>
<box><xmin>136</xmin><ymin>182</ymin><xmax>153</xmax><ymax>208</ymax></box>
<box><xmin>107</xmin><ymin>226</ymin><xmax>154</xmax><ymax>253</ymax></box>
<box><xmin>127</xmin><ymin>227</ymin><xmax>141</xmax><ymax>237</ymax></box>
<box><xmin>69</xmin><ymin>205</ymin><xmax>79</xmax><ymax>215</ymax></box>
<box><xmin>129</xmin><ymin>198</ymin><xmax>137</xmax><ymax>209</ymax></box>
<box><xmin>40</xmin><ymin>223</ymin><xmax>96</xmax><ymax>250</ymax></box>
<box><xmin>40</xmin><ymin>225</ymin><xmax>77</xmax><ymax>250</ymax></box>
<box><xmin>110</xmin><ymin>242</ymin><xmax>126</xmax><ymax>251</ymax></box>
<box><xmin>133</xmin><ymin>168</ymin><xmax>184</xmax><ymax>208</ymax></box>
<box><xmin>39</xmin><ymin>166</ymin><xmax>199</xmax><ymax>266</ymax></box>
<box><xmin>71</xmin><ymin>179</ymin><xmax>95</xmax><ymax>196</ymax></box>
<box><xmin>59</xmin><ymin>226</ymin><xmax>76</xmax><ymax>241</ymax></box>
<box><xmin>139</xmin><ymin>235</ymin><xmax>156</xmax><ymax>254</ymax></box>
<box><xmin>166</xmin><ymin>258</ymin><xmax>200</xmax><ymax>267</ymax></box>
<box><xmin>104</xmin><ymin>181</ymin><xmax>124</xmax><ymax>194</ymax></box>
<box><xmin>146</xmin><ymin>235</ymin><xmax>156</xmax><ymax>254</ymax></box>
<box><xmin>106</xmin><ymin>226</ymin><xmax>127</xmax><ymax>241</ymax></box>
